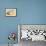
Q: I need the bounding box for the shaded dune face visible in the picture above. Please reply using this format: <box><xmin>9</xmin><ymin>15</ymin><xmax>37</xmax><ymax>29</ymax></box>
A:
<box><xmin>6</xmin><ymin>10</ymin><xmax>16</xmax><ymax>16</ymax></box>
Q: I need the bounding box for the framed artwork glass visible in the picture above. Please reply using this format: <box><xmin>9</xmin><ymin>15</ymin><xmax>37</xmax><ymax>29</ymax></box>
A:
<box><xmin>6</xmin><ymin>8</ymin><xmax>16</xmax><ymax>16</ymax></box>
<box><xmin>18</xmin><ymin>24</ymin><xmax>46</xmax><ymax>41</ymax></box>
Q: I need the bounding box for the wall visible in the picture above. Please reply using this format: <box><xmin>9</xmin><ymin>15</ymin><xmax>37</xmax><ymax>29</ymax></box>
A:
<box><xmin>0</xmin><ymin>0</ymin><xmax>46</xmax><ymax>44</ymax></box>
<box><xmin>21</xmin><ymin>0</ymin><xmax>46</xmax><ymax>24</ymax></box>
<box><xmin>0</xmin><ymin>0</ymin><xmax>21</xmax><ymax>44</ymax></box>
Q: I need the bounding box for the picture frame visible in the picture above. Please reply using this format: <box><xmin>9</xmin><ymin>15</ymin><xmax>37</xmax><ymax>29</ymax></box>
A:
<box><xmin>5</xmin><ymin>8</ymin><xmax>17</xmax><ymax>16</ymax></box>
<box><xmin>18</xmin><ymin>24</ymin><xmax>46</xmax><ymax>42</ymax></box>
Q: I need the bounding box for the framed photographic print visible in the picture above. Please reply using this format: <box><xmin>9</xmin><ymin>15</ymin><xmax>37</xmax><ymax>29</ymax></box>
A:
<box><xmin>6</xmin><ymin>8</ymin><xmax>16</xmax><ymax>16</ymax></box>
<box><xmin>18</xmin><ymin>24</ymin><xmax>46</xmax><ymax>41</ymax></box>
